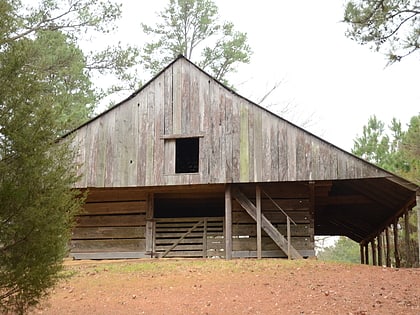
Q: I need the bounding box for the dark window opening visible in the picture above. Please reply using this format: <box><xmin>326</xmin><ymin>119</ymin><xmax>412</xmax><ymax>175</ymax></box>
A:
<box><xmin>154</xmin><ymin>198</ymin><xmax>224</xmax><ymax>218</ymax></box>
<box><xmin>176</xmin><ymin>138</ymin><xmax>199</xmax><ymax>173</ymax></box>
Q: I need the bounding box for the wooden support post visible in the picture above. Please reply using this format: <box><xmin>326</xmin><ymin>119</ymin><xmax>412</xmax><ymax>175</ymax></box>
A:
<box><xmin>203</xmin><ymin>218</ymin><xmax>208</xmax><ymax>258</ymax></box>
<box><xmin>145</xmin><ymin>193</ymin><xmax>155</xmax><ymax>257</ymax></box>
<box><xmin>364</xmin><ymin>243</ymin><xmax>369</xmax><ymax>265</ymax></box>
<box><xmin>360</xmin><ymin>243</ymin><xmax>365</xmax><ymax>264</ymax></box>
<box><xmin>385</xmin><ymin>227</ymin><xmax>391</xmax><ymax>267</ymax></box>
<box><xmin>404</xmin><ymin>211</ymin><xmax>411</xmax><ymax>267</ymax></box>
<box><xmin>377</xmin><ymin>233</ymin><xmax>383</xmax><ymax>267</ymax></box>
<box><xmin>393</xmin><ymin>219</ymin><xmax>401</xmax><ymax>268</ymax></box>
<box><xmin>417</xmin><ymin>195</ymin><xmax>420</xmax><ymax>267</ymax></box>
<box><xmin>225</xmin><ymin>184</ymin><xmax>232</xmax><ymax>260</ymax></box>
<box><xmin>256</xmin><ymin>185</ymin><xmax>262</xmax><ymax>259</ymax></box>
<box><xmin>287</xmin><ymin>217</ymin><xmax>291</xmax><ymax>260</ymax></box>
<box><xmin>371</xmin><ymin>239</ymin><xmax>377</xmax><ymax>266</ymax></box>
<box><xmin>308</xmin><ymin>181</ymin><xmax>316</xmax><ymax>248</ymax></box>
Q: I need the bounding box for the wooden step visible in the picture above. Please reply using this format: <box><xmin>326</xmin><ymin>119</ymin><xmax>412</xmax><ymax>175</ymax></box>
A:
<box><xmin>231</xmin><ymin>187</ymin><xmax>302</xmax><ymax>259</ymax></box>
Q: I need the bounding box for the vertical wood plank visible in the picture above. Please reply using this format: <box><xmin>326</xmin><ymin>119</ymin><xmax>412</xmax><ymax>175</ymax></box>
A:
<box><xmin>256</xmin><ymin>185</ymin><xmax>262</xmax><ymax>259</ymax></box>
<box><xmin>219</xmin><ymin>90</ymin><xmax>226</xmax><ymax>182</ymax></box>
<box><xmin>393</xmin><ymin>219</ymin><xmax>401</xmax><ymax>268</ymax></box>
<box><xmin>231</xmin><ymin>98</ymin><xmax>240</xmax><ymax>182</ymax></box>
<box><xmin>262</xmin><ymin>113</ymin><xmax>271</xmax><ymax>181</ymax></box>
<box><xmin>127</xmin><ymin>99</ymin><xmax>139</xmax><ymax>186</ymax></box>
<box><xmin>287</xmin><ymin>216</ymin><xmax>291</xmax><ymax>260</ymax></box>
<box><xmin>164</xmin><ymin>66</ymin><xmax>173</xmax><ymax>135</ymax></box>
<box><xmin>105</xmin><ymin>109</ymin><xmax>116</xmax><ymax>186</ymax></box>
<box><xmin>203</xmin><ymin>218</ymin><xmax>207</xmax><ymax>258</ymax></box>
<box><xmin>145</xmin><ymin>193</ymin><xmax>155</xmax><ymax>256</ymax></box>
<box><xmin>247</xmin><ymin>105</ymin><xmax>255</xmax><ymax>182</ymax></box>
<box><xmin>164</xmin><ymin>139</ymin><xmax>176</xmax><ymax>175</ymax></box>
<box><xmin>308</xmin><ymin>181</ymin><xmax>315</xmax><ymax>245</ymax></box>
<box><xmin>418</xmin><ymin>195</ymin><xmax>420</xmax><ymax>266</ymax></box>
<box><xmin>76</xmin><ymin>127</ymin><xmax>87</xmax><ymax>187</ymax></box>
<box><xmin>181</xmin><ymin>60</ymin><xmax>190</xmax><ymax>134</ymax></box>
<box><xmin>385</xmin><ymin>227</ymin><xmax>391</xmax><ymax>267</ymax></box>
<box><xmin>199</xmin><ymin>76</ymin><xmax>210</xmax><ymax>183</ymax></box>
<box><xmin>371</xmin><ymin>239</ymin><xmax>377</xmax><ymax>266</ymax></box>
<box><xmin>154</xmin><ymin>75</ymin><xmax>165</xmax><ymax>185</ymax></box>
<box><xmin>287</xmin><ymin>125</ymin><xmax>297</xmax><ymax>181</ymax></box>
<box><xmin>224</xmin><ymin>95</ymin><xmax>233</xmax><ymax>182</ymax></box>
<box><xmin>360</xmin><ymin>243</ymin><xmax>365</xmax><ymax>264</ymax></box>
<box><xmin>190</xmin><ymin>63</ymin><xmax>200</xmax><ymax>133</ymax></box>
<box><xmin>239</xmin><ymin>105</ymin><xmax>249</xmax><ymax>182</ymax></box>
<box><xmin>404</xmin><ymin>211</ymin><xmax>411</xmax><ymax>266</ymax></box>
<box><xmin>137</xmin><ymin>91</ymin><xmax>148</xmax><ymax>186</ymax></box>
<box><xmin>253</xmin><ymin>109</ymin><xmax>262</xmax><ymax>182</ymax></box>
<box><xmin>145</xmin><ymin>82</ymin><xmax>155</xmax><ymax>186</ymax></box>
<box><xmin>270</xmin><ymin>122</ymin><xmax>279</xmax><ymax>182</ymax></box>
<box><xmin>364</xmin><ymin>243</ymin><xmax>369</xmax><ymax>265</ymax></box>
<box><xmin>225</xmin><ymin>184</ymin><xmax>232</xmax><ymax>260</ymax></box>
<box><xmin>278</xmin><ymin>120</ymin><xmax>287</xmax><ymax>181</ymax></box>
<box><xmin>172</xmin><ymin>59</ymin><xmax>182</xmax><ymax>134</ymax></box>
<box><xmin>377</xmin><ymin>233</ymin><xmax>383</xmax><ymax>266</ymax></box>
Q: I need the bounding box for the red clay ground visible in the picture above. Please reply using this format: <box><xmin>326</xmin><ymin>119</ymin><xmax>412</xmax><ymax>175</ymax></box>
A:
<box><xmin>33</xmin><ymin>259</ymin><xmax>420</xmax><ymax>315</ymax></box>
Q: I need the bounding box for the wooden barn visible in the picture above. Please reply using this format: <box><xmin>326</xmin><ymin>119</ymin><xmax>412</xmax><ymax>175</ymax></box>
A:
<box><xmin>64</xmin><ymin>56</ymin><xmax>419</xmax><ymax>263</ymax></box>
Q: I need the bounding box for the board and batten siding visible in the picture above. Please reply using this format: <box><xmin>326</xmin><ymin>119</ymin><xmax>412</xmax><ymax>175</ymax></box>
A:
<box><xmin>70</xmin><ymin>58</ymin><xmax>386</xmax><ymax>189</ymax></box>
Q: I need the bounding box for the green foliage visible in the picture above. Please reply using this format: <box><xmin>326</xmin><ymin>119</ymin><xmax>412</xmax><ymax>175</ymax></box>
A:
<box><xmin>352</xmin><ymin>115</ymin><xmax>409</xmax><ymax>173</ymax></box>
<box><xmin>6</xmin><ymin>0</ymin><xmax>140</xmax><ymax>112</ymax></box>
<box><xmin>0</xmin><ymin>0</ymin><xmax>140</xmax><ymax>312</ymax></box>
<box><xmin>0</xmin><ymin>35</ymin><xmax>84</xmax><ymax>313</ymax></box>
<box><xmin>401</xmin><ymin>115</ymin><xmax>420</xmax><ymax>184</ymax></box>
<box><xmin>141</xmin><ymin>0</ymin><xmax>252</xmax><ymax>85</ymax></box>
<box><xmin>317</xmin><ymin>237</ymin><xmax>360</xmax><ymax>263</ymax></box>
<box><xmin>343</xmin><ymin>0</ymin><xmax>419</xmax><ymax>64</ymax></box>
<box><xmin>352</xmin><ymin>114</ymin><xmax>420</xmax><ymax>182</ymax></box>
<box><xmin>352</xmin><ymin>114</ymin><xmax>419</xmax><ymax>267</ymax></box>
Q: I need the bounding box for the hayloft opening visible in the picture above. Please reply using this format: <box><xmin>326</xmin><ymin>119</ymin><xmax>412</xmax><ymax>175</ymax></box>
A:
<box><xmin>175</xmin><ymin>137</ymin><xmax>199</xmax><ymax>173</ymax></box>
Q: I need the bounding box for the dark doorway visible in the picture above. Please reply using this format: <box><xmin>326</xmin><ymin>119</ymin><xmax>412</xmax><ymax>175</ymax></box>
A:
<box><xmin>154</xmin><ymin>194</ymin><xmax>224</xmax><ymax>218</ymax></box>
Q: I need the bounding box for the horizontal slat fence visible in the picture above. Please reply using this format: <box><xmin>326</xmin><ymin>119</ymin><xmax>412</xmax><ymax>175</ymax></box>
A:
<box><xmin>70</xmin><ymin>198</ymin><xmax>148</xmax><ymax>259</ymax></box>
<box><xmin>154</xmin><ymin>217</ymin><xmax>224</xmax><ymax>258</ymax></box>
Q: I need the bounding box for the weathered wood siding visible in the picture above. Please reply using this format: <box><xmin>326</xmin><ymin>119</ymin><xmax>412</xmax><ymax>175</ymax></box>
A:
<box><xmin>70</xmin><ymin>57</ymin><xmax>387</xmax><ymax>188</ymax></box>
<box><xmin>69</xmin><ymin>189</ymin><xmax>148</xmax><ymax>258</ymax></box>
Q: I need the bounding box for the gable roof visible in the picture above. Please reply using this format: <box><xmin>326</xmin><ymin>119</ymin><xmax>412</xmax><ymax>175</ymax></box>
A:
<box><xmin>65</xmin><ymin>55</ymin><xmax>418</xmax><ymax>243</ymax></box>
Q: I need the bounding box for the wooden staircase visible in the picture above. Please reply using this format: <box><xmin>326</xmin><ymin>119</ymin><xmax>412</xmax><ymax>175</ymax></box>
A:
<box><xmin>232</xmin><ymin>187</ymin><xmax>302</xmax><ymax>259</ymax></box>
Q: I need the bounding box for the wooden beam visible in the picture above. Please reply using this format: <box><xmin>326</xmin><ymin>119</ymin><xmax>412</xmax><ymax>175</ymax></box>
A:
<box><xmin>225</xmin><ymin>184</ymin><xmax>232</xmax><ymax>260</ymax></box>
<box><xmin>393</xmin><ymin>219</ymin><xmax>401</xmax><ymax>268</ymax></box>
<box><xmin>404</xmin><ymin>211</ymin><xmax>411</xmax><ymax>267</ymax></box>
<box><xmin>371</xmin><ymin>239</ymin><xmax>377</xmax><ymax>266</ymax></box>
<box><xmin>145</xmin><ymin>193</ymin><xmax>155</xmax><ymax>257</ymax></box>
<box><xmin>360</xmin><ymin>243</ymin><xmax>365</xmax><ymax>264</ymax></box>
<box><xmin>203</xmin><ymin>218</ymin><xmax>207</xmax><ymax>258</ymax></box>
<box><xmin>377</xmin><ymin>233</ymin><xmax>383</xmax><ymax>266</ymax></box>
<box><xmin>418</xmin><ymin>195</ymin><xmax>420</xmax><ymax>267</ymax></box>
<box><xmin>385</xmin><ymin>227</ymin><xmax>391</xmax><ymax>267</ymax></box>
<box><xmin>256</xmin><ymin>185</ymin><xmax>262</xmax><ymax>259</ymax></box>
<box><xmin>364</xmin><ymin>243</ymin><xmax>369</xmax><ymax>265</ymax></box>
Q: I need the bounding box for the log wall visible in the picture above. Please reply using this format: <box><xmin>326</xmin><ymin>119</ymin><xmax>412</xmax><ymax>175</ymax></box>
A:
<box><xmin>70</xmin><ymin>190</ymin><xmax>149</xmax><ymax>259</ymax></box>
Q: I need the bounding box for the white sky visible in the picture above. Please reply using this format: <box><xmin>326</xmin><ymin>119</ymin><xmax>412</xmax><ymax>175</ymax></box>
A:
<box><xmin>107</xmin><ymin>0</ymin><xmax>419</xmax><ymax>152</ymax></box>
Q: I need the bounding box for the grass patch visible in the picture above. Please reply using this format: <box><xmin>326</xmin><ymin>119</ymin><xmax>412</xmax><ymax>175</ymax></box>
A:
<box><xmin>63</xmin><ymin>258</ymin><xmax>316</xmax><ymax>278</ymax></box>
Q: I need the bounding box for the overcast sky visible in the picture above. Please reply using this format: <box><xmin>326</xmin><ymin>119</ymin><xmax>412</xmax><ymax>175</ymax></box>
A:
<box><xmin>109</xmin><ymin>0</ymin><xmax>419</xmax><ymax>152</ymax></box>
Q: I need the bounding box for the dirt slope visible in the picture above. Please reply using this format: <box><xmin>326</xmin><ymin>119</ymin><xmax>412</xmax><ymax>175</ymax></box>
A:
<box><xmin>33</xmin><ymin>259</ymin><xmax>420</xmax><ymax>315</ymax></box>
